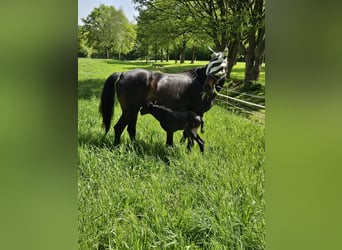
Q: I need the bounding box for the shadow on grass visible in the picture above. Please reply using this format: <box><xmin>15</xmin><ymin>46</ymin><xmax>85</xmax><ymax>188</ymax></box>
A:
<box><xmin>78</xmin><ymin>79</ymin><xmax>104</xmax><ymax>99</ymax></box>
<box><xmin>106</xmin><ymin>59</ymin><xmax>206</xmax><ymax>73</ymax></box>
<box><xmin>78</xmin><ymin>131</ymin><xmax>113</xmax><ymax>149</ymax></box>
<box><xmin>163</xmin><ymin>64</ymin><xmax>204</xmax><ymax>73</ymax></box>
<box><xmin>78</xmin><ymin>130</ymin><xmax>179</xmax><ymax>165</ymax></box>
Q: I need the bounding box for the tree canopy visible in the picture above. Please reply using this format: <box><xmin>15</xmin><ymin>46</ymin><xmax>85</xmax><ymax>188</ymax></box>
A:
<box><xmin>133</xmin><ymin>0</ymin><xmax>265</xmax><ymax>83</ymax></box>
<box><xmin>81</xmin><ymin>4</ymin><xmax>136</xmax><ymax>59</ymax></box>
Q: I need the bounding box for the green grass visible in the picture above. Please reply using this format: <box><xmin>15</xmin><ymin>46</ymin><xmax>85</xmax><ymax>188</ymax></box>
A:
<box><xmin>78</xmin><ymin>59</ymin><xmax>265</xmax><ymax>249</ymax></box>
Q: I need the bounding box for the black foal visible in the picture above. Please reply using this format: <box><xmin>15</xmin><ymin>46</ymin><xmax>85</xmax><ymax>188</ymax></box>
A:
<box><xmin>140</xmin><ymin>102</ymin><xmax>204</xmax><ymax>152</ymax></box>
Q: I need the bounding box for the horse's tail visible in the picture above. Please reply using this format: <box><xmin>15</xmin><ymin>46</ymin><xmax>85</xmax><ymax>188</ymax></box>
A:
<box><xmin>99</xmin><ymin>73</ymin><xmax>121</xmax><ymax>135</ymax></box>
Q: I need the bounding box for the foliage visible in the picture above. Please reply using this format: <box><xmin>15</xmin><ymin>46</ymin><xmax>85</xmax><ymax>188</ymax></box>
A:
<box><xmin>133</xmin><ymin>0</ymin><xmax>265</xmax><ymax>85</ymax></box>
<box><xmin>81</xmin><ymin>4</ymin><xmax>136</xmax><ymax>59</ymax></box>
<box><xmin>78</xmin><ymin>58</ymin><xmax>265</xmax><ymax>249</ymax></box>
<box><xmin>78</xmin><ymin>49</ymin><xmax>88</xmax><ymax>58</ymax></box>
<box><xmin>78</xmin><ymin>25</ymin><xmax>89</xmax><ymax>58</ymax></box>
<box><xmin>134</xmin><ymin>0</ymin><xmax>214</xmax><ymax>63</ymax></box>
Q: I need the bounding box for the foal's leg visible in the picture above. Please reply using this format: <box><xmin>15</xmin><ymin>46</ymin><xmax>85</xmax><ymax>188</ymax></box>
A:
<box><xmin>187</xmin><ymin>137</ymin><xmax>195</xmax><ymax>152</ymax></box>
<box><xmin>180</xmin><ymin>130</ymin><xmax>187</xmax><ymax>144</ymax></box>
<box><xmin>200</xmin><ymin>117</ymin><xmax>204</xmax><ymax>133</ymax></box>
<box><xmin>195</xmin><ymin>134</ymin><xmax>204</xmax><ymax>152</ymax></box>
<box><xmin>166</xmin><ymin>131</ymin><xmax>174</xmax><ymax>146</ymax></box>
<box><xmin>183</xmin><ymin>129</ymin><xmax>194</xmax><ymax>151</ymax></box>
<box><xmin>190</xmin><ymin>128</ymin><xmax>205</xmax><ymax>152</ymax></box>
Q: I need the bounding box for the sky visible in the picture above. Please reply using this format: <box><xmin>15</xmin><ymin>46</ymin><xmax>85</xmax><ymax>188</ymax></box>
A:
<box><xmin>78</xmin><ymin>0</ymin><xmax>139</xmax><ymax>24</ymax></box>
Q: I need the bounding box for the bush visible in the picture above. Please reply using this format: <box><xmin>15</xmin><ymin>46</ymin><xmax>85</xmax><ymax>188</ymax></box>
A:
<box><xmin>90</xmin><ymin>52</ymin><xmax>107</xmax><ymax>58</ymax></box>
<box><xmin>78</xmin><ymin>49</ymin><xmax>88</xmax><ymax>58</ymax></box>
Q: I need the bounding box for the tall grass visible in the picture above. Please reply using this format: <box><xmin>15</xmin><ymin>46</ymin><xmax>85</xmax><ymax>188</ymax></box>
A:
<box><xmin>78</xmin><ymin>59</ymin><xmax>265</xmax><ymax>249</ymax></box>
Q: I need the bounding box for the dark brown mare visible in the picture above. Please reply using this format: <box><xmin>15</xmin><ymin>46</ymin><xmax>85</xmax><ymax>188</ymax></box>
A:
<box><xmin>99</xmin><ymin>48</ymin><xmax>228</xmax><ymax>146</ymax></box>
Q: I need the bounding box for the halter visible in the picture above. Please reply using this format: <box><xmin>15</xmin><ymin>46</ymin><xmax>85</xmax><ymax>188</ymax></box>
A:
<box><xmin>201</xmin><ymin>47</ymin><xmax>228</xmax><ymax>101</ymax></box>
<box><xmin>205</xmin><ymin>59</ymin><xmax>227</xmax><ymax>92</ymax></box>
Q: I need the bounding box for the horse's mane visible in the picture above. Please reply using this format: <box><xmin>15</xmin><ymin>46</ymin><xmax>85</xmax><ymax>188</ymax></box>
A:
<box><xmin>182</xmin><ymin>66</ymin><xmax>207</xmax><ymax>83</ymax></box>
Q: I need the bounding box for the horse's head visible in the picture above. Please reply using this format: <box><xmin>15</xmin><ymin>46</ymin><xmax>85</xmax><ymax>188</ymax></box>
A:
<box><xmin>202</xmin><ymin>47</ymin><xmax>228</xmax><ymax>100</ymax></box>
<box><xmin>140</xmin><ymin>101</ymin><xmax>153</xmax><ymax>115</ymax></box>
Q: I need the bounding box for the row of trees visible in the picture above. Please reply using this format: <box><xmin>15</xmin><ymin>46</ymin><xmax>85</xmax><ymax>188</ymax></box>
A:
<box><xmin>78</xmin><ymin>0</ymin><xmax>265</xmax><ymax>89</ymax></box>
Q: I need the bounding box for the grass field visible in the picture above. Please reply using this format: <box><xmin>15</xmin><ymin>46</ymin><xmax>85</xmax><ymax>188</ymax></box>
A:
<box><xmin>78</xmin><ymin>59</ymin><xmax>265</xmax><ymax>249</ymax></box>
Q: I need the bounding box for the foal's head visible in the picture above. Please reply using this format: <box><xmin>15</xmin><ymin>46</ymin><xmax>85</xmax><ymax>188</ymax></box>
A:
<box><xmin>140</xmin><ymin>101</ymin><xmax>153</xmax><ymax>115</ymax></box>
<box><xmin>140</xmin><ymin>101</ymin><xmax>168</xmax><ymax>115</ymax></box>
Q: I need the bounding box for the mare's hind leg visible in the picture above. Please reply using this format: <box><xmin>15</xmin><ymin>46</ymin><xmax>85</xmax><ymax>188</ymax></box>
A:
<box><xmin>114</xmin><ymin>113</ymin><xmax>129</xmax><ymax>145</ymax></box>
<box><xmin>166</xmin><ymin>131</ymin><xmax>174</xmax><ymax>146</ymax></box>
<box><xmin>127</xmin><ymin>111</ymin><xmax>139</xmax><ymax>141</ymax></box>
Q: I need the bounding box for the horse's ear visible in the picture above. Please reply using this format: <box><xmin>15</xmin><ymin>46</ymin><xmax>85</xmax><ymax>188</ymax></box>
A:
<box><xmin>208</xmin><ymin>46</ymin><xmax>218</xmax><ymax>59</ymax></box>
<box><xmin>142</xmin><ymin>101</ymin><xmax>150</xmax><ymax>106</ymax></box>
<box><xmin>208</xmin><ymin>46</ymin><xmax>216</xmax><ymax>54</ymax></box>
<box><xmin>224</xmin><ymin>46</ymin><xmax>228</xmax><ymax>57</ymax></box>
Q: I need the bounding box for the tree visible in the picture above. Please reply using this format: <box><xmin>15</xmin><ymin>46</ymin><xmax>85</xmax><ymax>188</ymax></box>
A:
<box><xmin>134</xmin><ymin>0</ymin><xmax>208</xmax><ymax>63</ymax></box>
<box><xmin>114</xmin><ymin>9</ymin><xmax>137</xmax><ymax>59</ymax></box>
<box><xmin>175</xmin><ymin>0</ymin><xmax>242</xmax><ymax>77</ymax></box>
<box><xmin>145</xmin><ymin>0</ymin><xmax>263</xmax><ymax>88</ymax></box>
<box><xmin>179</xmin><ymin>0</ymin><xmax>265</xmax><ymax>88</ymax></box>
<box><xmin>81</xmin><ymin>4</ymin><xmax>136</xmax><ymax>59</ymax></box>
<box><xmin>133</xmin><ymin>0</ymin><xmax>265</xmax><ymax>90</ymax></box>
<box><xmin>78</xmin><ymin>25</ymin><xmax>88</xmax><ymax>57</ymax></box>
<box><xmin>239</xmin><ymin>0</ymin><xmax>265</xmax><ymax>90</ymax></box>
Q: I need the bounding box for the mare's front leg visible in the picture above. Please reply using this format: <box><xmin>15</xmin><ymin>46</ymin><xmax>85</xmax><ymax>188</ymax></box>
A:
<box><xmin>166</xmin><ymin>131</ymin><xmax>174</xmax><ymax>146</ymax></box>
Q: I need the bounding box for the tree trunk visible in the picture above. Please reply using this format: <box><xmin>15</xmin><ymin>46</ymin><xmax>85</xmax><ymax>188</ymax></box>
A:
<box><xmin>166</xmin><ymin>47</ymin><xmax>169</xmax><ymax>62</ymax></box>
<box><xmin>179</xmin><ymin>50</ymin><xmax>184</xmax><ymax>64</ymax></box>
<box><xmin>106</xmin><ymin>48</ymin><xmax>109</xmax><ymax>59</ymax></box>
<box><xmin>228</xmin><ymin>40</ymin><xmax>240</xmax><ymax>78</ymax></box>
<box><xmin>243</xmin><ymin>51</ymin><xmax>254</xmax><ymax>91</ymax></box>
<box><xmin>252</xmin><ymin>54</ymin><xmax>263</xmax><ymax>81</ymax></box>
<box><xmin>145</xmin><ymin>50</ymin><xmax>149</xmax><ymax>64</ymax></box>
<box><xmin>154</xmin><ymin>46</ymin><xmax>157</xmax><ymax>62</ymax></box>
<box><xmin>180</xmin><ymin>39</ymin><xmax>186</xmax><ymax>64</ymax></box>
<box><xmin>243</xmin><ymin>26</ymin><xmax>265</xmax><ymax>90</ymax></box>
<box><xmin>174</xmin><ymin>49</ymin><xmax>178</xmax><ymax>63</ymax></box>
<box><xmin>160</xmin><ymin>48</ymin><xmax>163</xmax><ymax>62</ymax></box>
<box><xmin>191</xmin><ymin>46</ymin><xmax>195</xmax><ymax>64</ymax></box>
<box><xmin>252</xmin><ymin>27</ymin><xmax>265</xmax><ymax>81</ymax></box>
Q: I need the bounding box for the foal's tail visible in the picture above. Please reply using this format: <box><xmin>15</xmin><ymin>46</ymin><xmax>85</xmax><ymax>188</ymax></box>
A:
<box><xmin>99</xmin><ymin>73</ymin><xmax>121</xmax><ymax>135</ymax></box>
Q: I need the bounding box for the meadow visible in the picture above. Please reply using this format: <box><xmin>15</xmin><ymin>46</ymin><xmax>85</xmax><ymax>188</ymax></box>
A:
<box><xmin>78</xmin><ymin>58</ymin><xmax>265</xmax><ymax>249</ymax></box>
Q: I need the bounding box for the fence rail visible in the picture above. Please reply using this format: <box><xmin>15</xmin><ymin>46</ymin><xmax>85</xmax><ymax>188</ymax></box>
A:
<box><xmin>227</xmin><ymin>90</ymin><xmax>265</xmax><ymax>99</ymax></box>
<box><xmin>216</xmin><ymin>93</ymin><xmax>265</xmax><ymax>109</ymax></box>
